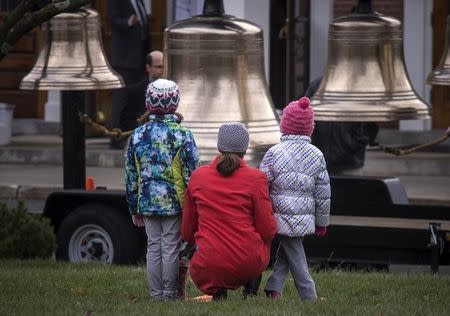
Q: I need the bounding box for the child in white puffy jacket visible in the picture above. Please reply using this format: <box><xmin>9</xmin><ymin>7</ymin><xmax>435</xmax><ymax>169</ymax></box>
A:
<box><xmin>260</xmin><ymin>96</ymin><xmax>331</xmax><ymax>300</ymax></box>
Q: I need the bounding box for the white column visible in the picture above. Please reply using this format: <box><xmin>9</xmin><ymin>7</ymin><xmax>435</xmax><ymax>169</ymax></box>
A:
<box><xmin>144</xmin><ymin>0</ymin><xmax>151</xmax><ymax>15</ymax></box>
<box><xmin>401</xmin><ymin>0</ymin><xmax>433</xmax><ymax>131</ymax></box>
<box><xmin>223</xmin><ymin>0</ymin><xmax>244</xmax><ymax>17</ymax></box>
<box><xmin>44</xmin><ymin>91</ymin><xmax>61</xmax><ymax>122</ymax></box>
<box><xmin>173</xmin><ymin>0</ymin><xmax>202</xmax><ymax>22</ymax></box>
<box><xmin>309</xmin><ymin>0</ymin><xmax>333</xmax><ymax>82</ymax></box>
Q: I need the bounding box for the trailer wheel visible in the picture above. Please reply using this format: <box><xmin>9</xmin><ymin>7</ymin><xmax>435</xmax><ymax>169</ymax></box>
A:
<box><xmin>56</xmin><ymin>204</ymin><xmax>140</xmax><ymax>264</ymax></box>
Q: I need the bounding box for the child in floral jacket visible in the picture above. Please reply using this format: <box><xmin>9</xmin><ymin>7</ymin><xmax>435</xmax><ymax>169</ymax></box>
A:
<box><xmin>260</xmin><ymin>96</ymin><xmax>330</xmax><ymax>300</ymax></box>
<box><xmin>125</xmin><ymin>79</ymin><xmax>200</xmax><ymax>300</ymax></box>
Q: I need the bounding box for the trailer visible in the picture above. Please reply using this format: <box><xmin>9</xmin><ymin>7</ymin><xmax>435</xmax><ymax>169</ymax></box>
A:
<box><xmin>304</xmin><ymin>176</ymin><xmax>450</xmax><ymax>271</ymax></box>
<box><xmin>42</xmin><ymin>175</ymin><xmax>450</xmax><ymax>270</ymax></box>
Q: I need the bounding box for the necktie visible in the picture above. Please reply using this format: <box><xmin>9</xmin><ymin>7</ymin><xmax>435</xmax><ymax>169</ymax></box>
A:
<box><xmin>131</xmin><ymin>0</ymin><xmax>147</xmax><ymax>25</ymax></box>
<box><xmin>130</xmin><ymin>0</ymin><xmax>148</xmax><ymax>40</ymax></box>
<box><xmin>136</xmin><ymin>0</ymin><xmax>148</xmax><ymax>26</ymax></box>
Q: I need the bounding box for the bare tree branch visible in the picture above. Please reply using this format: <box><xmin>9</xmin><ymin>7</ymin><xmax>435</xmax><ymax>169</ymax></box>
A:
<box><xmin>0</xmin><ymin>0</ymin><xmax>37</xmax><ymax>41</ymax></box>
<box><xmin>0</xmin><ymin>0</ymin><xmax>90</xmax><ymax>63</ymax></box>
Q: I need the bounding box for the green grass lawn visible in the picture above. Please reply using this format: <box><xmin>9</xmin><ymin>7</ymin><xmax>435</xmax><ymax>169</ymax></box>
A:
<box><xmin>1</xmin><ymin>260</ymin><xmax>449</xmax><ymax>315</ymax></box>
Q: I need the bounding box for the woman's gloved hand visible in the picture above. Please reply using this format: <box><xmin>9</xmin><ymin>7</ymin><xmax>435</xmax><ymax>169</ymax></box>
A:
<box><xmin>315</xmin><ymin>226</ymin><xmax>327</xmax><ymax>237</ymax></box>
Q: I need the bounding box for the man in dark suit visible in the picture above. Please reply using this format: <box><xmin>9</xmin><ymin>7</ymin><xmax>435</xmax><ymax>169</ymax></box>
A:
<box><xmin>108</xmin><ymin>0</ymin><xmax>149</xmax><ymax>84</ymax></box>
<box><xmin>111</xmin><ymin>50</ymin><xmax>164</xmax><ymax>149</ymax></box>
<box><xmin>119</xmin><ymin>50</ymin><xmax>164</xmax><ymax>131</ymax></box>
<box><xmin>108</xmin><ymin>0</ymin><xmax>149</xmax><ymax>149</ymax></box>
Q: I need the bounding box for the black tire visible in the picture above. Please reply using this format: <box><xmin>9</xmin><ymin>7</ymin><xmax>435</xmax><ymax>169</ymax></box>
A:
<box><xmin>55</xmin><ymin>204</ymin><xmax>140</xmax><ymax>264</ymax></box>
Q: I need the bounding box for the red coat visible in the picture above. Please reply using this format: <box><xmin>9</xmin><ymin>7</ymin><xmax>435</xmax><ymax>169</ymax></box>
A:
<box><xmin>182</xmin><ymin>157</ymin><xmax>276</xmax><ymax>295</ymax></box>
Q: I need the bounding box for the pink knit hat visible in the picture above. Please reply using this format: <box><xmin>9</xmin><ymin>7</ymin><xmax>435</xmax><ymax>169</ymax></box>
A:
<box><xmin>280</xmin><ymin>96</ymin><xmax>314</xmax><ymax>136</ymax></box>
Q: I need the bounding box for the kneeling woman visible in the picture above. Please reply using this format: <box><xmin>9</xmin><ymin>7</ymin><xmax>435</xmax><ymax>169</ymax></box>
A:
<box><xmin>181</xmin><ymin>122</ymin><xmax>277</xmax><ymax>300</ymax></box>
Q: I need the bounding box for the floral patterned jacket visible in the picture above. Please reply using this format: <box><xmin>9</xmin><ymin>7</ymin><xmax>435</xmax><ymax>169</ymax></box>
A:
<box><xmin>125</xmin><ymin>114</ymin><xmax>200</xmax><ymax>216</ymax></box>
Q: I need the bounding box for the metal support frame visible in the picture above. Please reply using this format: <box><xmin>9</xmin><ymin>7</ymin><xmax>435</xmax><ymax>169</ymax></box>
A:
<box><xmin>429</xmin><ymin>222</ymin><xmax>442</xmax><ymax>273</ymax></box>
<box><xmin>62</xmin><ymin>91</ymin><xmax>86</xmax><ymax>189</ymax></box>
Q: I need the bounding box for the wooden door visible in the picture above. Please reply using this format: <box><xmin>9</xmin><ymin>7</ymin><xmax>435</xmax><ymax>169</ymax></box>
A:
<box><xmin>149</xmin><ymin>0</ymin><xmax>166</xmax><ymax>51</ymax></box>
<box><xmin>0</xmin><ymin>13</ymin><xmax>46</xmax><ymax>118</ymax></box>
<box><xmin>431</xmin><ymin>0</ymin><xmax>450</xmax><ymax>128</ymax></box>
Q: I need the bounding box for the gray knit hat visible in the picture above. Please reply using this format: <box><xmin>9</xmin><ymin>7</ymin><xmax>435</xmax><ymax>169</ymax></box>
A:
<box><xmin>217</xmin><ymin>122</ymin><xmax>249</xmax><ymax>153</ymax></box>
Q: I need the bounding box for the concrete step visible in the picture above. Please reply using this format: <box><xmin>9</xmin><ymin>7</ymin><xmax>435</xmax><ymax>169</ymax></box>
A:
<box><xmin>341</xmin><ymin>149</ymin><xmax>450</xmax><ymax>177</ymax></box>
<box><xmin>0</xmin><ymin>135</ymin><xmax>126</xmax><ymax>168</ymax></box>
<box><xmin>377</xmin><ymin>128</ymin><xmax>450</xmax><ymax>153</ymax></box>
<box><xmin>2</xmin><ymin>137</ymin><xmax>450</xmax><ymax>176</ymax></box>
<box><xmin>12</xmin><ymin>119</ymin><xmax>60</xmax><ymax>135</ymax></box>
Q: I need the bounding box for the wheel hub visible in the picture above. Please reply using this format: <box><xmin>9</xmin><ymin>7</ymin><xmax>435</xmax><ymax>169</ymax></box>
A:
<box><xmin>69</xmin><ymin>224</ymin><xmax>114</xmax><ymax>263</ymax></box>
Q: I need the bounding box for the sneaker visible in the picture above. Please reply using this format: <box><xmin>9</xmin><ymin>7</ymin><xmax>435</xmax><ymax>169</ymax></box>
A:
<box><xmin>264</xmin><ymin>290</ymin><xmax>282</xmax><ymax>299</ymax></box>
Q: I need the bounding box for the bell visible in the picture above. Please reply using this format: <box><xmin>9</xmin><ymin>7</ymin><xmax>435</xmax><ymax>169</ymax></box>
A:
<box><xmin>19</xmin><ymin>7</ymin><xmax>124</xmax><ymax>190</ymax></box>
<box><xmin>164</xmin><ymin>0</ymin><xmax>281</xmax><ymax>165</ymax></box>
<box><xmin>312</xmin><ymin>4</ymin><xmax>430</xmax><ymax>121</ymax></box>
<box><xmin>20</xmin><ymin>8</ymin><xmax>123</xmax><ymax>90</ymax></box>
<box><xmin>427</xmin><ymin>15</ymin><xmax>450</xmax><ymax>85</ymax></box>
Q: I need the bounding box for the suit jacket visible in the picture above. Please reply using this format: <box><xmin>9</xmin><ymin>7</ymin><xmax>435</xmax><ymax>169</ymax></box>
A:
<box><xmin>119</xmin><ymin>78</ymin><xmax>149</xmax><ymax>131</ymax></box>
<box><xmin>108</xmin><ymin>0</ymin><xmax>148</xmax><ymax>70</ymax></box>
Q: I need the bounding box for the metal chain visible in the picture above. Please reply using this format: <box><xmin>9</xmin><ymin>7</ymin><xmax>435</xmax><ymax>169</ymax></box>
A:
<box><xmin>379</xmin><ymin>127</ymin><xmax>450</xmax><ymax>156</ymax></box>
<box><xmin>79</xmin><ymin>111</ymin><xmax>184</xmax><ymax>139</ymax></box>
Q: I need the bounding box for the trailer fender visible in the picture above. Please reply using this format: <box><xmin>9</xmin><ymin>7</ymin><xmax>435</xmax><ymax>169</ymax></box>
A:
<box><xmin>42</xmin><ymin>190</ymin><xmax>128</xmax><ymax>229</ymax></box>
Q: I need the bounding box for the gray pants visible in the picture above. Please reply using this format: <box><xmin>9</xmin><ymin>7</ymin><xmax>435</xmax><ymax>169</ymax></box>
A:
<box><xmin>265</xmin><ymin>235</ymin><xmax>317</xmax><ymax>300</ymax></box>
<box><xmin>144</xmin><ymin>215</ymin><xmax>181</xmax><ymax>300</ymax></box>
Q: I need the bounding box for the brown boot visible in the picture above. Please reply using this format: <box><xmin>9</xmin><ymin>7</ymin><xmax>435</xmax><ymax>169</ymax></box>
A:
<box><xmin>177</xmin><ymin>260</ymin><xmax>188</xmax><ymax>300</ymax></box>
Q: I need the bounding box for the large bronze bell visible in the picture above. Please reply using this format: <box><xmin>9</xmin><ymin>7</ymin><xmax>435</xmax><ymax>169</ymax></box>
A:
<box><xmin>164</xmin><ymin>0</ymin><xmax>280</xmax><ymax>165</ymax></box>
<box><xmin>427</xmin><ymin>15</ymin><xmax>450</xmax><ymax>85</ymax></box>
<box><xmin>19</xmin><ymin>7</ymin><xmax>124</xmax><ymax>189</ymax></box>
<box><xmin>312</xmin><ymin>4</ymin><xmax>430</xmax><ymax>121</ymax></box>
<box><xmin>20</xmin><ymin>7</ymin><xmax>123</xmax><ymax>90</ymax></box>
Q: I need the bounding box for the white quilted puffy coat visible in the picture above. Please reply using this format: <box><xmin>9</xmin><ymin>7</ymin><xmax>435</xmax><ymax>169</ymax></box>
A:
<box><xmin>260</xmin><ymin>135</ymin><xmax>331</xmax><ymax>237</ymax></box>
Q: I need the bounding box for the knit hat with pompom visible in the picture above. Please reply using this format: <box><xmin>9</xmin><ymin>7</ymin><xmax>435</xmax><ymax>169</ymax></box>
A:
<box><xmin>280</xmin><ymin>96</ymin><xmax>314</xmax><ymax>136</ymax></box>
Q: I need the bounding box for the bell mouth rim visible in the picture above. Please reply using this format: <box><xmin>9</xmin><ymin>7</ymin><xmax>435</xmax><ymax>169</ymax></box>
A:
<box><xmin>312</xmin><ymin>116</ymin><xmax>431</xmax><ymax>122</ymax></box>
<box><xmin>311</xmin><ymin>96</ymin><xmax>431</xmax><ymax>122</ymax></box>
<box><xmin>311</xmin><ymin>106</ymin><xmax>431</xmax><ymax>122</ymax></box>
<box><xmin>426</xmin><ymin>72</ymin><xmax>450</xmax><ymax>85</ymax></box>
<box><xmin>20</xmin><ymin>80</ymin><xmax>124</xmax><ymax>91</ymax></box>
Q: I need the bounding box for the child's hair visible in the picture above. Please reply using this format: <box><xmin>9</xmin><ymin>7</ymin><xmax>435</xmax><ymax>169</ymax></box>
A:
<box><xmin>216</xmin><ymin>152</ymin><xmax>245</xmax><ymax>176</ymax></box>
